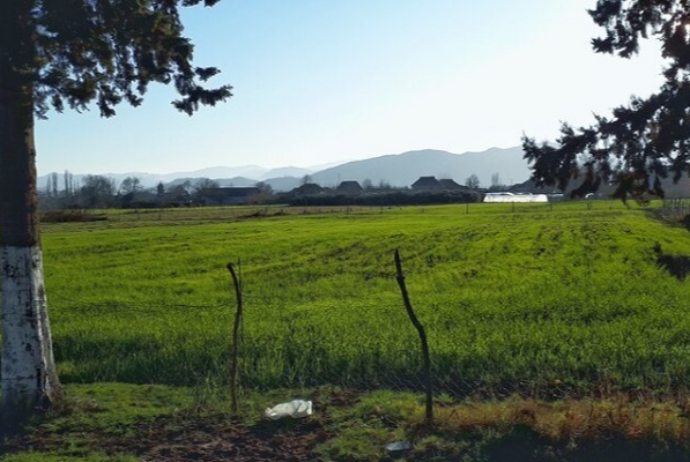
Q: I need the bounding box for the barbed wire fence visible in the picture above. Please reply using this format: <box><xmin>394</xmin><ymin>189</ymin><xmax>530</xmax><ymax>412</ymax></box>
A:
<box><xmin>42</xmin><ymin>296</ymin><xmax>680</xmax><ymax>460</ymax></box>
<box><xmin>44</xmin><ymin>199</ymin><xmax>646</xmax><ymax>228</ymax></box>
<box><xmin>49</xmin><ymin>297</ymin><xmax>681</xmax><ymax>410</ymax></box>
<box><xmin>661</xmin><ymin>198</ymin><xmax>690</xmax><ymax>221</ymax></box>
<box><xmin>46</xmin><ymin>247</ymin><xmax>685</xmax><ymax>420</ymax></box>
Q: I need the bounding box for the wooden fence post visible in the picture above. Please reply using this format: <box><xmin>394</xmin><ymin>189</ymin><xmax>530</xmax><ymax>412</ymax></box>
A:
<box><xmin>394</xmin><ymin>249</ymin><xmax>433</xmax><ymax>421</ymax></box>
<box><xmin>227</xmin><ymin>262</ymin><xmax>243</xmax><ymax>414</ymax></box>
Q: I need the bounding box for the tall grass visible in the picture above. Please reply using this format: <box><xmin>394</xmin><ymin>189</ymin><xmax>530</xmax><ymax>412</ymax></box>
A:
<box><xmin>27</xmin><ymin>201</ymin><xmax>690</xmax><ymax>396</ymax></box>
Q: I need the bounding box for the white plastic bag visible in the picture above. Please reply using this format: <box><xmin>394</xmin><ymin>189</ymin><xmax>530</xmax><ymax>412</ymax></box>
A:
<box><xmin>385</xmin><ymin>440</ymin><xmax>412</xmax><ymax>452</ymax></box>
<box><xmin>264</xmin><ymin>399</ymin><xmax>313</xmax><ymax>420</ymax></box>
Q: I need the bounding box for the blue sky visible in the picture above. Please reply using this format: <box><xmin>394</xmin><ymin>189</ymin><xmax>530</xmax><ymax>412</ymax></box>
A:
<box><xmin>35</xmin><ymin>1</ymin><xmax>667</xmax><ymax>175</ymax></box>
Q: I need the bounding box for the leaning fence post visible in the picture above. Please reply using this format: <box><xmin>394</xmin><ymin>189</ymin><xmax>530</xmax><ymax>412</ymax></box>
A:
<box><xmin>227</xmin><ymin>261</ymin><xmax>243</xmax><ymax>414</ymax></box>
<box><xmin>394</xmin><ymin>249</ymin><xmax>433</xmax><ymax>421</ymax></box>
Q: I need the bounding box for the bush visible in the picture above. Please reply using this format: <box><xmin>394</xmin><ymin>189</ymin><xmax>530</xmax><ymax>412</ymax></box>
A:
<box><xmin>40</xmin><ymin>209</ymin><xmax>108</xmax><ymax>223</ymax></box>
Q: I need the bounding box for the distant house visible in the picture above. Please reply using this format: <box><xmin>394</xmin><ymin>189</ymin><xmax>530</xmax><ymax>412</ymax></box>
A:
<box><xmin>198</xmin><ymin>187</ymin><xmax>260</xmax><ymax>206</ymax></box>
<box><xmin>411</xmin><ymin>176</ymin><xmax>443</xmax><ymax>191</ymax></box>
<box><xmin>438</xmin><ymin>179</ymin><xmax>468</xmax><ymax>191</ymax></box>
<box><xmin>289</xmin><ymin>183</ymin><xmax>326</xmax><ymax>196</ymax></box>
<box><xmin>336</xmin><ymin>180</ymin><xmax>363</xmax><ymax>195</ymax></box>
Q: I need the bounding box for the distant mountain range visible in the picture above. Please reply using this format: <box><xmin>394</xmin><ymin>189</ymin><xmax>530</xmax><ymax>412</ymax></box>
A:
<box><xmin>310</xmin><ymin>147</ymin><xmax>528</xmax><ymax>188</ymax></box>
<box><xmin>39</xmin><ymin>146</ymin><xmax>531</xmax><ymax>192</ymax></box>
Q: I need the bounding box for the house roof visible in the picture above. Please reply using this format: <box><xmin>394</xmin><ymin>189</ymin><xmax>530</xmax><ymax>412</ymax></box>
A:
<box><xmin>336</xmin><ymin>181</ymin><xmax>363</xmax><ymax>193</ymax></box>
<box><xmin>411</xmin><ymin>176</ymin><xmax>442</xmax><ymax>190</ymax></box>
<box><xmin>290</xmin><ymin>183</ymin><xmax>325</xmax><ymax>196</ymax></box>
<box><xmin>439</xmin><ymin>179</ymin><xmax>469</xmax><ymax>191</ymax></box>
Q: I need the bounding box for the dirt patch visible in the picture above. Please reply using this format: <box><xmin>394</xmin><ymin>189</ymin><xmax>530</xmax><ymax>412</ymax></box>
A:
<box><xmin>134</xmin><ymin>415</ymin><xmax>329</xmax><ymax>462</ymax></box>
<box><xmin>2</xmin><ymin>412</ymin><xmax>331</xmax><ymax>462</ymax></box>
<box><xmin>1</xmin><ymin>388</ymin><xmax>361</xmax><ymax>462</ymax></box>
<box><xmin>131</xmin><ymin>389</ymin><xmax>359</xmax><ymax>462</ymax></box>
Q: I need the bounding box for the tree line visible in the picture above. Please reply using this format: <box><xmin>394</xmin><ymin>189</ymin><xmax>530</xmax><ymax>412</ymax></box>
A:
<box><xmin>38</xmin><ymin>173</ymin><xmax>234</xmax><ymax>209</ymax></box>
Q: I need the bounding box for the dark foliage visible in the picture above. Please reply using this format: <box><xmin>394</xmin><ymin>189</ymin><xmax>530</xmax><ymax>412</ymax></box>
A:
<box><xmin>523</xmin><ymin>1</ymin><xmax>690</xmax><ymax>200</ymax></box>
<box><xmin>40</xmin><ymin>209</ymin><xmax>107</xmax><ymax>222</ymax></box>
<box><xmin>287</xmin><ymin>191</ymin><xmax>481</xmax><ymax>207</ymax></box>
<box><xmin>654</xmin><ymin>242</ymin><xmax>690</xmax><ymax>281</ymax></box>
<box><xmin>7</xmin><ymin>0</ymin><xmax>231</xmax><ymax>118</ymax></box>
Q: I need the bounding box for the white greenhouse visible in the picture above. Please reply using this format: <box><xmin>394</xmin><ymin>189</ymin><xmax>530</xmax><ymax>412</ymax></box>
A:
<box><xmin>483</xmin><ymin>193</ymin><xmax>549</xmax><ymax>203</ymax></box>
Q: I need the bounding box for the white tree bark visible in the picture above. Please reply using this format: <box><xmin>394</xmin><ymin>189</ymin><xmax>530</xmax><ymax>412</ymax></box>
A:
<box><xmin>1</xmin><ymin>245</ymin><xmax>60</xmax><ymax>420</ymax></box>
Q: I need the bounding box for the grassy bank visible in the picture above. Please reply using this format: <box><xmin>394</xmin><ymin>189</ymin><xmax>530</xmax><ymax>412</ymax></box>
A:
<box><xmin>4</xmin><ymin>383</ymin><xmax>690</xmax><ymax>461</ymax></box>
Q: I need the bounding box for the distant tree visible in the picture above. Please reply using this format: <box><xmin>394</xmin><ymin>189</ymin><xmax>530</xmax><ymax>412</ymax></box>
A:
<box><xmin>156</xmin><ymin>182</ymin><xmax>166</xmax><ymax>196</ymax></box>
<box><xmin>169</xmin><ymin>180</ymin><xmax>193</xmax><ymax>201</ymax></box>
<box><xmin>45</xmin><ymin>174</ymin><xmax>53</xmax><ymax>196</ymax></box>
<box><xmin>255</xmin><ymin>181</ymin><xmax>273</xmax><ymax>195</ymax></box>
<box><xmin>50</xmin><ymin>172</ymin><xmax>59</xmax><ymax>197</ymax></box>
<box><xmin>80</xmin><ymin>175</ymin><xmax>116</xmax><ymax>208</ymax></box>
<box><xmin>251</xmin><ymin>181</ymin><xmax>274</xmax><ymax>204</ymax></box>
<box><xmin>118</xmin><ymin>176</ymin><xmax>144</xmax><ymax>207</ymax></box>
<box><xmin>63</xmin><ymin>171</ymin><xmax>69</xmax><ymax>196</ymax></box>
<box><xmin>378</xmin><ymin>179</ymin><xmax>393</xmax><ymax>190</ymax></box>
<box><xmin>193</xmin><ymin>178</ymin><xmax>220</xmax><ymax>193</ymax></box>
<box><xmin>362</xmin><ymin>178</ymin><xmax>374</xmax><ymax>190</ymax></box>
<box><xmin>301</xmin><ymin>174</ymin><xmax>314</xmax><ymax>185</ymax></box>
<box><xmin>119</xmin><ymin>176</ymin><xmax>143</xmax><ymax>196</ymax></box>
<box><xmin>523</xmin><ymin>1</ymin><xmax>690</xmax><ymax>201</ymax></box>
<box><xmin>465</xmin><ymin>174</ymin><xmax>480</xmax><ymax>189</ymax></box>
<box><xmin>63</xmin><ymin>170</ymin><xmax>75</xmax><ymax>198</ymax></box>
<box><xmin>44</xmin><ymin>173</ymin><xmax>60</xmax><ymax>197</ymax></box>
<box><xmin>491</xmin><ymin>173</ymin><xmax>501</xmax><ymax>188</ymax></box>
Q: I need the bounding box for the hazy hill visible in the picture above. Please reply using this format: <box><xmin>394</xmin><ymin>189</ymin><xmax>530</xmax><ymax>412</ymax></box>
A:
<box><xmin>259</xmin><ymin>166</ymin><xmax>312</xmax><ymax>180</ymax></box>
<box><xmin>263</xmin><ymin>176</ymin><xmax>302</xmax><ymax>192</ymax></box>
<box><xmin>161</xmin><ymin>165</ymin><xmax>267</xmax><ymax>182</ymax></box>
<box><xmin>310</xmin><ymin>147</ymin><xmax>529</xmax><ymax>188</ymax></box>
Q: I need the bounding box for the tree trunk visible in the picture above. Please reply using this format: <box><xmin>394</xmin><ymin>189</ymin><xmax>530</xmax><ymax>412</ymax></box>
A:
<box><xmin>0</xmin><ymin>1</ymin><xmax>63</xmax><ymax>431</ymax></box>
<box><xmin>1</xmin><ymin>247</ymin><xmax>62</xmax><ymax>426</ymax></box>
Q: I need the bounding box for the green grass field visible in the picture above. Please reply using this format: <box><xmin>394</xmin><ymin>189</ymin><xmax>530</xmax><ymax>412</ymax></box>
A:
<box><xmin>39</xmin><ymin>201</ymin><xmax>690</xmax><ymax>397</ymax></box>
